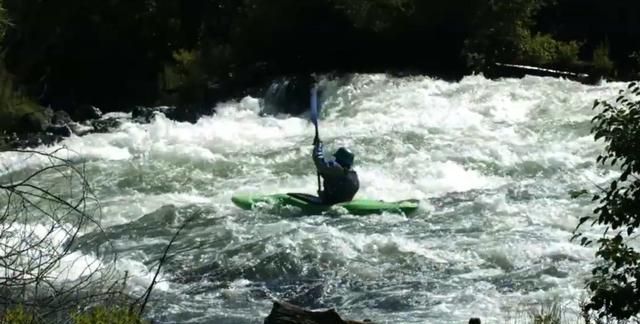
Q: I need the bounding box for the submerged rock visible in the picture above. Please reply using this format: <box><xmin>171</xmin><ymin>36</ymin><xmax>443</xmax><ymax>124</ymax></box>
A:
<box><xmin>90</xmin><ymin>118</ymin><xmax>122</xmax><ymax>133</ymax></box>
<box><xmin>45</xmin><ymin>124</ymin><xmax>72</xmax><ymax>137</ymax></box>
<box><xmin>18</xmin><ymin>112</ymin><xmax>49</xmax><ymax>133</ymax></box>
<box><xmin>0</xmin><ymin>102</ymin><xmax>115</xmax><ymax>150</ymax></box>
<box><xmin>263</xmin><ymin>300</ymin><xmax>373</xmax><ymax>324</ymax></box>
<box><xmin>132</xmin><ymin>106</ymin><xmax>177</xmax><ymax>123</ymax></box>
<box><xmin>132</xmin><ymin>105</ymin><xmax>215</xmax><ymax>124</ymax></box>
<box><xmin>262</xmin><ymin>75</ymin><xmax>315</xmax><ymax>116</ymax></box>
<box><xmin>73</xmin><ymin>104</ymin><xmax>103</xmax><ymax>122</ymax></box>
<box><xmin>52</xmin><ymin>110</ymin><xmax>73</xmax><ymax>126</ymax></box>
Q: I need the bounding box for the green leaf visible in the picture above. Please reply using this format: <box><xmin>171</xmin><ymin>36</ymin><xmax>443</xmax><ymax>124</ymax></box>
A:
<box><xmin>578</xmin><ymin>216</ymin><xmax>591</xmax><ymax>227</ymax></box>
<box><xmin>620</xmin><ymin>169</ymin><xmax>631</xmax><ymax>182</ymax></box>
<box><xmin>581</xmin><ymin>237</ymin><xmax>590</xmax><ymax>246</ymax></box>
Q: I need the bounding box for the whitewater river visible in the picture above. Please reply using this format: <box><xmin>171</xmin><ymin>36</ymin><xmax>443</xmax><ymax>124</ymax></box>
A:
<box><xmin>0</xmin><ymin>74</ymin><xmax>627</xmax><ymax>323</ymax></box>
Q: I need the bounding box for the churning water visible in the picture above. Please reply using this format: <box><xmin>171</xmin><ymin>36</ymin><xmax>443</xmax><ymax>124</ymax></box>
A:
<box><xmin>0</xmin><ymin>74</ymin><xmax>626</xmax><ymax>323</ymax></box>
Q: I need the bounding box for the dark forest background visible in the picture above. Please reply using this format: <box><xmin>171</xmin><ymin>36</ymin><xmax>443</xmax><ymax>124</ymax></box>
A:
<box><xmin>0</xmin><ymin>0</ymin><xmax>639</xmax><ymax>131</ymax></box>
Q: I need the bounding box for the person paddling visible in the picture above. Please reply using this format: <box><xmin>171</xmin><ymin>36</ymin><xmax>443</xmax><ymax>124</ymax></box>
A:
<box><xmin>312</xmin><ymin>137</ymin><xmax>360</xmax><ymax>204</ymax></box>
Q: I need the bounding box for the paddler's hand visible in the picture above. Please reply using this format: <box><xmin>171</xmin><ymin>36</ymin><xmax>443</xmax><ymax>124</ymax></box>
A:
<box><xmin>313</xmin><ymin>136</ymin><xmax>320</xmax><ymax>146</ymax></box>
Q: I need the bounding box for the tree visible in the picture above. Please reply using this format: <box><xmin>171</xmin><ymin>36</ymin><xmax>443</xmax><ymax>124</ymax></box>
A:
<box><xmin>0</xmin><ymin>0</ymin><xmax>8</xmax><ymax>41</ymax></box>
<box><xmin>573</xmin><ymin>81</ymin><xmax>640</xmax><ymax>321</ymax></box>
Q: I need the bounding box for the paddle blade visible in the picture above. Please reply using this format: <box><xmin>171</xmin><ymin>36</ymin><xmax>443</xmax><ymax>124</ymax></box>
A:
<box><xmin>310</xmin><ymin>85</ymin><xmax>319</xmax><ymax>126</ymax></box>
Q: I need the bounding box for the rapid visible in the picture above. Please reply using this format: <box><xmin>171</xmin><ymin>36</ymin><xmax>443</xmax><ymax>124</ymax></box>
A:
<box><xmin>0</xmin><ymin>74</ymin><xmax>625</xmax><ymax>323</ymax></box>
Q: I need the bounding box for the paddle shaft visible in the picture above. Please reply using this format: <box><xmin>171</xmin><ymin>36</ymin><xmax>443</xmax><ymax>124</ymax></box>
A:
<box><xmin>311</xmin><ymin>84</ymin><xmax>323</xmax><ymax>196</ymax></box>
<box><xmin>314</xmin><ymin>126</ymin><xmax>322</xmax><ymax>194</ymax></box>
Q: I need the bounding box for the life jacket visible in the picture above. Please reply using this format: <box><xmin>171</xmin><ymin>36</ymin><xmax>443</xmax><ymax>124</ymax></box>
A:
<box><xmin>320</xmin><ymin>169</ymin><xmax>360</xmax><ymax>205</ymax></box>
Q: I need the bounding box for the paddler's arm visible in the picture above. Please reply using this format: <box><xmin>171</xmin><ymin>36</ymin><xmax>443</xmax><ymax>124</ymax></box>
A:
<box><xmin>313</xmin><ymin>141</ymin><xmax>344</xmax><ymax>176</ymax></box>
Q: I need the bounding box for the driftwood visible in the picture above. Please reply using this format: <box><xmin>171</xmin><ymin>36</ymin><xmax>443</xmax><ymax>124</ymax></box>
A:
<box><xmin>263</xmin><ymin>300</ymin><xmax>373</xmax><ymax>324</ymax></box>
<box><xmin>491</xmin><ymin>62</ymin><xmax>595</xmax><ymax>83</ymax></box>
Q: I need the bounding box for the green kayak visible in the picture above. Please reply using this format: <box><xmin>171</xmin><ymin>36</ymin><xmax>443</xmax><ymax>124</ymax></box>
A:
<box><xmin>231</xmin><ymin>192</ymin><xmax>420</xmax><ymax>216</ymax></box>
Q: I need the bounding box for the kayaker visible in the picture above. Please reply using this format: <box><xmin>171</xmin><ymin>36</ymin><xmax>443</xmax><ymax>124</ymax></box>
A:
<box><xmin>312</xmin><ymin>138</ymin><xmax>360</xmax><ymax>204</ymax></box>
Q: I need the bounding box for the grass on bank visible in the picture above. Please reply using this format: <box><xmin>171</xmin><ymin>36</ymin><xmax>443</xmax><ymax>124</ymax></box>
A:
<box><xmin>501</xmin><ymin>299</ymin><xmax>637</xmax><ymax>324</ymax></box>
<box><xmin>2</xmin><ymin>300</ymin><xmax>631</xmax><ymax>324</ymax></box>
<box><xmin>1</xmin><ymin>305</ymin><xmax>148</xmax><ymax>324</ymax></box>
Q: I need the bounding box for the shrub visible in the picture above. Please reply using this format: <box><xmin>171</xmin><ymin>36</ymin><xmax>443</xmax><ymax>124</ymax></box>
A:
<box><xmin>72</xmin><ymin>306</ymin><xmax>147</xmax><ymax>324</ymax></box>
<box><xmin>1</xmin><ymin>306</ymin><xmax>41</xmax><ymax>324</ymax></box>
<box><xmin>593</xmin><ymin>41</ymin><xmax>615</xmax><ymax>77</ymax></box>
<box><xmin>518</xmin><ymin>32</ymin><xmax>581</xmax><ymax>67</ymax></box>
<box><xmin>572</xmin><ymin>82</ymin><xmax>640</xmax><ymax>321</ymax></box>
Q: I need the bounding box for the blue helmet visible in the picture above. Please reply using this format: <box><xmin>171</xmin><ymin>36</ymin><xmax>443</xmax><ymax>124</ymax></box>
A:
<box><xmin>334</xmin><ymin>147</ymin><xmax>354</xmax><ymax>168</ymax></box>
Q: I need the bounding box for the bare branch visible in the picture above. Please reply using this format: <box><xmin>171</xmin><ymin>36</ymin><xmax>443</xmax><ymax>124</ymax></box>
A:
<box><xmin>0</xmin><ymin>147</ymin><xmax>125</xmax><ymax>322</ymax></box>
<box><xmin>138</xmin><ymin>214</ymin><xmax>196</xmax><ymax>316</ymax></box>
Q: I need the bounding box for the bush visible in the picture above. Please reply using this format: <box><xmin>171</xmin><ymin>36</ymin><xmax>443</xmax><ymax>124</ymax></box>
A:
<box><xmin>555</xmin><ymin>39</ymin><xmax>581</xmax><ymax>66</ymax></box>
<box><xmin>518</xmin><ymin>32</ymin><xmax>581</xmax><ymax>67</ymax></box>
<box><xmin>330</xmin><ymin>0</ymin><xmax>414</xmax><ymax>32</ymax></box>
<box><xmin>0</xmin><ymin>305</ymin><xmax>148</xmax><ymax>324</ymax></box>
<box><xmin>0</xmin><ymin>0</ymin><xmax>8</xmax><ymax>40</ymax></box>
<box><xmin>1</xmin><ymin>306</ymin><xmax>41</xmax><ymax>324</ymax></box>
<box><xmin>572</xmin><ymin>82</ymin><xmax>640</xmax><ymax>321</ymax></box>
<box><xmin>0</xmin><ymin>95</ymin><xmax>46</xmax><ymax>134</ymax></box>
<box><xmin>462</xmin><ymin>0</ymin><xmax>548</xmax><ymax>69</ymax></box>
<box><xmin>593</xmin><ymin>41</ymin><xmax>615</xmax><ymax>77</ymax></box>
<box><xmin>72</xmin><ymin>306</ymin><xmax>147</xmax><ymax>324</ymax></box>
<box><xmin>0</xmin><ymin>50</ymin><xmax>46</xmax><ymax>134</ymax></box>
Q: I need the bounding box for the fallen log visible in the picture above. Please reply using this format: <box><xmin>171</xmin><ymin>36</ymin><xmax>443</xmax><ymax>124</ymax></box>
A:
<box><xmin>490</xmin><ymin>62</ymin><xmax>598</xmax><ymax>84</ymax></box>
<box><xmin>263</xmin><ymin>300</ymin><xmax>373</xmax><ymax>324</ymax></box>
<box><xmin>494</xmin><ymin>62</ymin><xmax>590</xmax><ymax>79</ymax></box>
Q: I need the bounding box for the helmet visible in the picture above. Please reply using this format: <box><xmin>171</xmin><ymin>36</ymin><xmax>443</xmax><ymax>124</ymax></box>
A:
<box><xmin>333</xmin><ymin>147</ymin><xmax>354</xmax><ymax>168</ymax></box>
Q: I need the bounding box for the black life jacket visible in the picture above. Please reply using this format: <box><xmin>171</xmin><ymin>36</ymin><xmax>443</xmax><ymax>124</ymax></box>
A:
<box><xmin>320</xmin><ymin>169</ymin><xmax>360</xmax><ymax>205</ymax></box>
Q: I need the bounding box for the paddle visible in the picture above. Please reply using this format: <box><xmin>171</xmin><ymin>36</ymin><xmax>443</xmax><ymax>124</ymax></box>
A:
<box><xmin>310</xmin><ymin>85</ymin><xmax>322</xmax><ymax>195</ymax></box>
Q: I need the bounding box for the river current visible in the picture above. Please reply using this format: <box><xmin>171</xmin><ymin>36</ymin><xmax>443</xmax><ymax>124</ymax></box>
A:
<box><xmin>0</xmin><ymin>74</ymin><xmax>626</xmax><ymax>323</ymax></box>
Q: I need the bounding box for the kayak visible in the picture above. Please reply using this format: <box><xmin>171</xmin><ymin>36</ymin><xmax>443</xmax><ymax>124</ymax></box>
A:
<box><xmin>231</xmin><ymin>192</ymin><xmax>420</xmax><ymax>216</ymax></box>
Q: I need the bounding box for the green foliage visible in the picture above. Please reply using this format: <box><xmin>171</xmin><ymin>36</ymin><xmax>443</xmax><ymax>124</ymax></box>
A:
<box><xmin>72</xmin><ymin>306</ymin><xmax>147</xmax><ymax>324</ymax></box>
<box><xmin>0</xmin><ymin>0</ymin><xmax>9</xmax><ymax>40</ymax></box>
<box><xmin>502</xmin><ymin>299</ymin><xmax>576</xmax><ymax>324</ymax></box>
<box><xmin>0</xmin><ymin>0</ymin><xmax>185</xmax><ymax>109</ymax></box>
<box><xmin>163</xmin><ymin>49</ymin><xmax>207</xmax><ymax>104</ymax></box>
<box><xmin>0</xmin><ymin>0</ymin><xmax>32</xmax><ymax>134</ymax></box>
<box><xmin>0</xmin><ymin>64</ymin><xmax>45</xmax><ymax>134</ymax></box>
<box><xmin>573</xmin><ymin>81</ymin><xmax>640</xmax><ymax>320</ymax></box>
<box><xmin>518</xmin><ymin>32</ymin><xmax>581</xmax><ymax>66</ymax></box>
<box><xmin>1</xmin><ymin>306</ymin><xmax>42</xmax><ymax>324</ymax></box>
<box><xmin>0</xmin><ymin>0</ymin><xmax>639</xmax><ymax>112</ymax></box>
<box><xmin>519</xmin><ymin>32</ymin><xmax>558</xmax><ymax>65</ymax></box>
<box><xmin>555</xmin><ymin>40</ymin><xmax>582</xmax><ymax>66</ymax></box>
<box><xmin>462</xmin><ymin>0</ymin><xmax>583</xmax><ymax>70</ymax></box>
<box><xmin>331</xmin><ymin>0</ymin><xmax>414</xmax><ymax>31</ymax></box>
<box><xmin>171</xmin><ymin>49</ymin><xmax>204</xmax><ymax>84</ymax></box>
<box><xmin>593</xmin><ymin>41</ymin><xmax>615</xmax><ymax>77</ymax></box>
<box><xmin>463</xmin><ymin>0</ymin><xmax>547</xmax><ymax>68</ymax></box>
<box><xmin>0</xmin><ymin>305</ymin><xmax>147</xmax><ymax>324</ymax></box>
<box><xmin>0</xmin><ymin>98</ymin><xmax>45</xmax><ymax>133</ymax></box>
<box><xmin>529</xmin><ymin>302</ymin><xmax>562</xmax><ymax>324</ymax></box>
